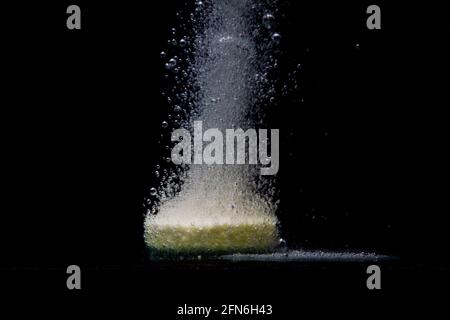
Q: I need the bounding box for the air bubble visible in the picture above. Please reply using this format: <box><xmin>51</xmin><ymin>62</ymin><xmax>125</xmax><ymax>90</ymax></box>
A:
<box><xmin>161</xmin><ymin>121</ymin><xmax>169</xmax><ymax>128</ymax></box>
<box><xmin>165</xmin><ymin>58</ymin><xmax>177</xmax><ymax>70</ymax></box>
<box><xmin>262</xmin><ymin>13</ymin><xmax>275</xmax><ymax>29</ymax></box>
<box><xmin>150</xmin><ymin>188</ymin><xmax>157</xmax><ymax>196</ymax></box>
<box><xmin>279</xmin><ymin>238</ymin><xmax>287</xmax><ymax>252</ymax></box>
<box><xmin>271</xmin><ymin>33</ymin><xmax>281</xmax><ymax>45</ymax></box>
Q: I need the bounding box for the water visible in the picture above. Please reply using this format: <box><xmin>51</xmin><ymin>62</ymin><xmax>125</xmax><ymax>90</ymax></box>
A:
<box><xmin>144</xmin><ymin>0</ymin><xmax>283</xmax><ymax>254</ymax></box>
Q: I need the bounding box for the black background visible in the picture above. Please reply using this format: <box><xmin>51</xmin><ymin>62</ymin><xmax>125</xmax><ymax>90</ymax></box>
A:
<box><xmin>1</xmin><ymin>0</ymin><xmax>449</xmax><ymax>315</ymax></box>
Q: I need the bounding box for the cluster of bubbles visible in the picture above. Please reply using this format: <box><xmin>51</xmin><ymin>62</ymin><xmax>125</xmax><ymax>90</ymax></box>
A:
<box><xmin>144</xmin><ymin>0</ymin><xmax>303</xmax><ymax>252</ymax></box>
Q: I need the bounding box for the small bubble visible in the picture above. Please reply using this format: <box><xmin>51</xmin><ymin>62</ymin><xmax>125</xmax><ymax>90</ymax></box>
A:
<box><xmin>149</xmin><ymin>188</ymin><xmax>157</xmax><ymax>196</ymax></box>
<box><xmin>154</xmin><ymin>170</ymin><xmax>160</xmax><ymax>178</ymax></box>
<box><xmin>263</xmin><ymin>13</ymin><xmax>275</xmax><ymax>29</ymax></box>
<box><xmin>271</xmin><ymin>33</ymin><xmax>281</xmax><ymax>45</ymax></box>
<box><xmin>279</xmin><ymin>238</ymin><xmax>288</xmax><ymax>253</ymax></box>
<box><xmin>161</xmin><ymin>121</ymin><xmax>168</xmax><ymax>128</ymax></box>
<box><xmin>179</xmin><ymin>38</ymin><xmax>187</xmax><ymax>47</ymax></box>
<box><xmin>165</xmin><ymin>58</ymin><xmax>177</xmax><ymax>70</ymax></box>
<box><xmin>160</xmin><ymin>51</ymin><xmax>166</xmax><ymax>59</ymax></box>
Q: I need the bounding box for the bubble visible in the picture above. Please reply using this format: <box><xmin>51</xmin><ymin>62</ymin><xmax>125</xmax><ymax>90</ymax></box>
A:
<box><xmin>160</xmin><ymin>51</ymin><xmax>167</xmax><ymax>59</ymax></box>
<box><xmin>150</xmin><ymin>188</ymin><xmax>157</xmax><ymax>196</ymax></box>
<box><xmin>179</xmin><ymin>38</ymin><xmax>187</xmax><ymax>47</ymax></box>
<box><xmin>154</xmin><ymin>171</ymin><xmax>160</xmax><ymax>178</ymax></box>
<box><xmin>271</xmin><ymin>33</ymin><xmax>281</xmax><ymax>45</ymax></box>
<box><xmin>165</xmin><ymin>58</ymin><xmax>177</xmax><ymax>70</ymax></box>
<box><xmin>262</xmin><ymin>13</ymin><xmax>275</xmax><ymax>29</ymax></box>
<box><xmin>278</xmin><ymin>238</ymin><xmax>288</xmax><ymax>252</ymax></box>
<box><xmin>161</xmin><ymin>121</ymin><xmax>168</xmax><ymax>128</ymax></box>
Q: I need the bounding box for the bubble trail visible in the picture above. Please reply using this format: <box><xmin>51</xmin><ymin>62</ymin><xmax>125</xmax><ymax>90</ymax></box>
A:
<box><xmin>145</xmin><ymin>0</ymin><xmax>282</xmax><ymax>255</ymax></box>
